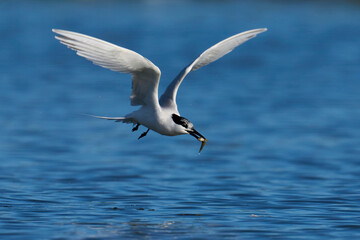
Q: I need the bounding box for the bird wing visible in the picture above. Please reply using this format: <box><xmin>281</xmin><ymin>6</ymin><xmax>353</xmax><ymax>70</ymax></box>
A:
<box><xmin>53</xmin><ymin>29</ymin><xmax>161</xmax><ymax>108</ymax></box>
<box><xmin>159</xmin><ymin>28</ymin><xmax>267</xmax><ymax>108</ymax></box>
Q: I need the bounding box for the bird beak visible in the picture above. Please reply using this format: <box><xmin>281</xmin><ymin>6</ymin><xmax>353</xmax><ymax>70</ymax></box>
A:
<box><xmin>187</xmin><ymin>129</ymin><xmax>208</xmax><ymax>153</ymax></box>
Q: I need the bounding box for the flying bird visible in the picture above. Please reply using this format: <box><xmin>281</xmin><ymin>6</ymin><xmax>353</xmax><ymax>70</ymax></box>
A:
<box><xmin>53</xmin><ymin>28</ymin><xmax>267</xmax><ymax>152</ymax></box>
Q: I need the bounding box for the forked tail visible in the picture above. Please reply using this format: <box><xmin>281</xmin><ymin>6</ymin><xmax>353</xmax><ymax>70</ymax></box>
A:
<box><xmin>83</xmin><ymin>114</ymin><xmax>136</xmax><ymax>124</ymax></box>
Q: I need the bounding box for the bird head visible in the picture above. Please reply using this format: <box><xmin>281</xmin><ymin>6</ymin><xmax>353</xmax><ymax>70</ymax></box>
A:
<box><xmin>172</xmin><ymin>114</ymin><xmax>208</xmax><ymax>152</ymax></box>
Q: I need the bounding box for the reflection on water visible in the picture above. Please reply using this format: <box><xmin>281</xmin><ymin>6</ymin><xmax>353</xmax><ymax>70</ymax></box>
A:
<box><xmin>1</xmin><ymin>0</ymin><xmax>360</xmax><ymax>239</ymax></box>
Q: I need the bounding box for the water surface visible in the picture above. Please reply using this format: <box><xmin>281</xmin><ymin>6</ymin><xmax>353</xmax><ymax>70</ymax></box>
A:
<box><xmin>1</xmin><ymin>0</ymin><xmax>360</xmax><ymax>239</ymax></box>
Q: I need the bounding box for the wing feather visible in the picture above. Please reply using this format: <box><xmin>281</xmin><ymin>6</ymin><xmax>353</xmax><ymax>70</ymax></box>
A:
<box><xmin>53</xmin><ymin>29</ymin><xmax>161</xmax><ymax>107</ymax></box>
<box><xmin>160</xmin><ymin>28</ymin><xmax>267</xmax><ymax>108</ymax></box>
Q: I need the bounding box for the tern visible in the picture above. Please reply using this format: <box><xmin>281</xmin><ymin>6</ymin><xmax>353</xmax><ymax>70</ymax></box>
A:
<box><xmin>53</xmin><ymin>28</ymin><xmax>267</xmax><ymax>152</ymax></box>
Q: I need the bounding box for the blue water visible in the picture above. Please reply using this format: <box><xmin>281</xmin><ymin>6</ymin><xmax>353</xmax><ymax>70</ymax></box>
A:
<box><xmin>1</xmin><ymin>0</ymin><xmax>360</xmax><ymax>239</ymax></box>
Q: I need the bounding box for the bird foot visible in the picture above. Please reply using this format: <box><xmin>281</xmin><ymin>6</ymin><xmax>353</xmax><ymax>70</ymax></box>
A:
<box><xmin>132</xmin><ymin>124</ymin><xmax>140</xmax><ymax>132</ymax></box>
<box><xmin>138</xmin><ymin>129</ymin><xmax>150</xmax><ymax>140</ymax></box>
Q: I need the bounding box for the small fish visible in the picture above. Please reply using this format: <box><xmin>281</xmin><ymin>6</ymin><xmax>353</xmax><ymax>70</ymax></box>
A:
<box><xmin>198</xmin><ymin>137</ymin><xmax>208</xmax><ymax>153</ymax></box>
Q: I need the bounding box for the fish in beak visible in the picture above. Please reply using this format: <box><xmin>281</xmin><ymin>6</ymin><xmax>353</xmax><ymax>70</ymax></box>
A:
<box><xmin>187</xmin><ymin>129</ymin><xmax>208</xmax><ymax>153</ymax></box>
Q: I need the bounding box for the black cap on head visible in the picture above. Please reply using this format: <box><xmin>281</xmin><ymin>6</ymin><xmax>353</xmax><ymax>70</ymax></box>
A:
<box><xmin>172</xmin><ymin>114</ymin><xmax>193</xmax><ymax>129</ymax></box>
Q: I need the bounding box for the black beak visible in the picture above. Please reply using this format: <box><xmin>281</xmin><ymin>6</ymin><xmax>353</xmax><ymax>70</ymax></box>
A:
<box><xmin>187</xmin><ymin>129</ymin><xmax>207</xmax><ymax>141</ymax></box>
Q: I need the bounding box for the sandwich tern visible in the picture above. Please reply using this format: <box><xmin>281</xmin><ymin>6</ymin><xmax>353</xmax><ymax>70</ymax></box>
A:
<box><xmin>53</xmin><ymin>28</ymin><xmax>267</xmax><ymax>152</ymax></box>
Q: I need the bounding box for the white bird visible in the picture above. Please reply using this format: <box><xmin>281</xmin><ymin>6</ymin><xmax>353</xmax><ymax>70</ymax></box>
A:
<box><xmin>53</xmin><ymin>28</ymin><xmax>267</xmax><ymax>152</ymax></box>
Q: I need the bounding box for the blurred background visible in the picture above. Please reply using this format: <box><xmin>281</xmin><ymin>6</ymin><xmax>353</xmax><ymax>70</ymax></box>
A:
<box><xmin>0</xmin><ymin>0</ymin><xmax>360</xmax><ymax>239</ymax></box>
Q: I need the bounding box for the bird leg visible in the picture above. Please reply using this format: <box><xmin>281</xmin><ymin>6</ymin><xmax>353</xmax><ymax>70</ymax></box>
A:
<box><xmin>138</xmin><ymin>128</ymin><xmax>150</xmax><ymax>140</ymax></box>
<box><xmin>132</xmin><ymin>123</ymin><xmax>140</xmax><ymax>132</ymax></box>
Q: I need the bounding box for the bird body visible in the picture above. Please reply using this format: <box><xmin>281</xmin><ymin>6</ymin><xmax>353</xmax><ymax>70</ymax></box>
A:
<box><xmin>53</xmin><ymin>28</ymin><xmax>267</xmax><ymax>152</ymax></box>
<box><xmin>126</xmin><ymin>107</ymin><xmax>183</xmax><ymax>136</ymax></box>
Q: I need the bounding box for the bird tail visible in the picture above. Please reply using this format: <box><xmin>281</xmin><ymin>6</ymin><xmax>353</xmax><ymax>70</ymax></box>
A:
<box><xmin>83</xmin><ymin>114</ymin><xmax>135</xmax><ymax>124</ymax></box>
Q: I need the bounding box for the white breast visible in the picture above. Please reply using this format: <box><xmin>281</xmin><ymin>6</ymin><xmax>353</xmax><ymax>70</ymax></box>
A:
<box><xmin>127</xmin><ymin>107</ymin><xmax>186</xmax><ymax>136</ymax></box>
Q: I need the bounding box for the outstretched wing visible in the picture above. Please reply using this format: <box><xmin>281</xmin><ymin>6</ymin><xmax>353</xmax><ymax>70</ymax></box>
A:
<box><xmin>53</xmin><ymin>29</ymin><xmax>161</xmax><ymax>107</ymax></box>
<box><xmin>160</xmin><ymin>28</ymin><xmax>267</xmax><ymax>108</ymax></box>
